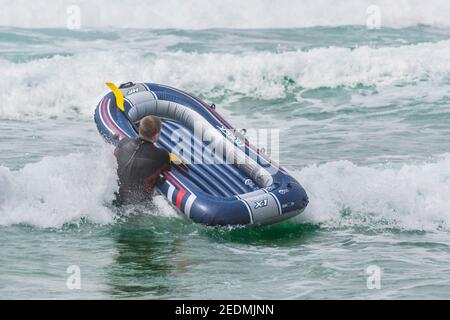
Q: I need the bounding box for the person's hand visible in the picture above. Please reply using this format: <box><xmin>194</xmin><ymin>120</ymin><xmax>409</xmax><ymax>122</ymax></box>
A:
<box><xmin>169</xmin><ymin>153</ymin><xmax>189</xmax><ymax>171</ymax></box>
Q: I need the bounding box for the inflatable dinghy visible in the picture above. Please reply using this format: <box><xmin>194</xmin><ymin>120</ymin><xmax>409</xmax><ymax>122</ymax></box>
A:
<box><xmin>94</xmin><ymin>82</ymin><xmax>308</xmax><ymax>226</ymax></box>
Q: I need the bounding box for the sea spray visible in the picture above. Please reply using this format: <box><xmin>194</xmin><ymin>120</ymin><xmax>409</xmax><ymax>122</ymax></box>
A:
<box><xmin>294</xmin><ymin>155</ymin><xmax>450</xmax><ymax>231</ymax></box>
<box><xmin>2</xmin><ymin>40</ymin><xmax>450</xmax><ymax>119</ymax></box>
<box><xmin>0</xmin><ymin>148</ymin><xmax>118</xmax><ymax>227</ymax></box>
<box><xmin>2</xmin><ymin>0</ymin><xmax>450</xmax><ymax>29</ymax></box>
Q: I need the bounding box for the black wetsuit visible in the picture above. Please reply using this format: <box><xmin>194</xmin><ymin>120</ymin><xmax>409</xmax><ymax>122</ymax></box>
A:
<box><xmin>114</xmin><ymin>138</ymin><xmax>170</xmax><ymax>205</ymax></box>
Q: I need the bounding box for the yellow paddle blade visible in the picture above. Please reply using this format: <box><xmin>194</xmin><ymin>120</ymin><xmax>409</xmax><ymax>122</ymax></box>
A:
<box><xmin>169</xmin><ymin>153</ymin><xmax>189</xmax><ymax>171</ymax></box>
<box><xmin>105</xmin><ymin>82</ymin><xmax>124</xmax><ymax>112</ymax></box>
<box><xmin>169</xmin><ymin>153</ymin><xmax>184</xmax><ymax>165</ymax></box>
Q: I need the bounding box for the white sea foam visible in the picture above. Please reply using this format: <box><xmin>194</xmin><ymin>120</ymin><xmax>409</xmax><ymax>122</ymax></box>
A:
<box><xmin>1</xmin><ymin>144</ymin><xmax>449</xmax><ymax>231</ymax></box>
<box><xmin>293</xmin><ymin>155</ymin><xmax>450</xmax><ymax>231</ymax></box>
<box><xmin>0</xmin><ymin>148</ymin><xmax>118</xmax><ymax>227</ymax></box>
<box><xmin>2</xmin><ymin>39</ymin><xmax>450</xmax><ymax>119</ymax></box>
<box><xmin>1</xmin><ymin>0</ymin><xmax>450</xmax><ymax>29</ymax></box>
<box><xmin>0</xmin><ymin>145</ymin><xmax>180</xmax><ymax>228</ymax></box>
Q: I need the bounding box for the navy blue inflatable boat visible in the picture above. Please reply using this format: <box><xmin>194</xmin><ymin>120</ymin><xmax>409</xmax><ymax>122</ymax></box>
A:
<box><xmin>94</xmin><ymin>82</ymin><xmax>308</xmax><ymax>226</ymax></box>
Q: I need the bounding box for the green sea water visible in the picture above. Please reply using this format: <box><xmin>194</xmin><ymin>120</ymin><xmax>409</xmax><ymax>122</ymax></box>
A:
<box><xmin>1</xmin><ymin>26</ymin><xmax>450</xmax><ymax>299</ymax></box>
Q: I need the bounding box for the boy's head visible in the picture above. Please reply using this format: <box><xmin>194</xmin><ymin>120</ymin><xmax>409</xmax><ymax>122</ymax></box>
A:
<box><xmin>139</xmin><ymin>115</ymin><xmax>161</xmax><ymax>142</ymax></box>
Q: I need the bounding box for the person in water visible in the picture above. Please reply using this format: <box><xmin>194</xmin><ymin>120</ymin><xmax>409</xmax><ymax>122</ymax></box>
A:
<box><xmin>113</xmin><ymin>115</ymin><xmax>170</xmax><ymax>205</ymax></box>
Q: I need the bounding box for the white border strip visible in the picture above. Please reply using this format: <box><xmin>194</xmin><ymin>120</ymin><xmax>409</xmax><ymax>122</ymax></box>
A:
<box><xmin>167</xmin><ymin>183</ymin><xmax>175</xmax><ymax>203</ymax></box>
<box><xmin>107</xmin><ymin>99</ymin><xmax>132</xmax><ymax>138</ymax></box>
<box><xmin>124</xmin><ymin>97</ymin><xmax>133</xmax><ymax>108</ymax></box>
<box><xmin>235</xmin><ymin>195</ymin><xmax>254</xmax><ymax>224</ymax></box>
<box><xmin>166</xmin><ymin>171</ymin><xmax>193</xmax><ymax>195</ymax></box>
<box><xmin>269</xmin><ymin>192</ymin><xmax>282</xmax><ymax>215</ymax></box>
<box><xmin>184</xmin><ymin>194</ymin><xmax>197</xmax><ymax>218</ymax></box>
<box><xmin>262</xmin><ymin>188</ymin><xmax>282</xmax><ymax>215</ymax></box>
<box><xmin>98</xmin><ymin>98</ymin><xmax>118</xmax><ymax>137</ymax></box>
<box><xmin>142</xmin><ymin>83</ymin><xmax>158</xmax><ymax>100</ymax></box>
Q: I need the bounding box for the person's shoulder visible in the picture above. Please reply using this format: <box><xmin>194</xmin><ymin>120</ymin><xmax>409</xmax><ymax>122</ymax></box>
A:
<box><xmin>116</xmin><ymin>138</ymin><xmax>138</xmax><ymax>155</ymax></box>
<box><xmin>153</xmin><ymin>145</ymin><xmax>169</xmax><ymax>163</ymax></box>
<box><xmin>118</xmin><ymin>137</ymin><xmax>132</xmax><ymax>145</ymax></box>
<box><xmin>118</xmin><ymin>137</ymin><xmax>138</xmax><ymax>147</ymax></box>
<box><xmin>117</xmin><ymin>138</ymin><xmax>127</xmax><ymax>147</ymax></box>
<box><xmin>144</xmin><ymin>142</ymin><xmax>168</xmax><ymax>160</ymax></box>
<box><xmin>155</xmin><ymin>146</ymin><xmax>170</xmax><ymax>163</ymax></box>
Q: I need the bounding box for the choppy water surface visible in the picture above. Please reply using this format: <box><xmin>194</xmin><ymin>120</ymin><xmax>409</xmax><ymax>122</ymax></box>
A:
<box><xmin>1</xmin><ymin>21</ymin><xmax>450</xmax><ymax>299</ymax></box>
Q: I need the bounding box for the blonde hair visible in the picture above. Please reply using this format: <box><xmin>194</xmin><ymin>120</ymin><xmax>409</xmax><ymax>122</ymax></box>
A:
<box><xmin>139</xmin><ymin>115</ymin><xmax>161</xmax><ymax>141</ymax></box>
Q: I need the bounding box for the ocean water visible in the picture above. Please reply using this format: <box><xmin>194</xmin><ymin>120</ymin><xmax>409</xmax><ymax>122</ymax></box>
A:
<box><xmin>1</xmin><ymin>1</ymin><xmax>450</xmax><ymax>299</ymax></box>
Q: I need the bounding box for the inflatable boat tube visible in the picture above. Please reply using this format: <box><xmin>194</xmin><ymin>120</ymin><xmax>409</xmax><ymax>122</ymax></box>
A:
<box><xmin>94</xmin><ymin>82</ymin><xmax>309</xmax><ymax>226</ymax></box>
